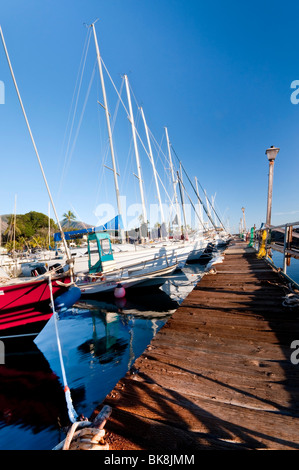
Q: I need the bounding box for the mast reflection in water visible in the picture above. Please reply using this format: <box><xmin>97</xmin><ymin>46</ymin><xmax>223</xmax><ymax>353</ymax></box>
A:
<box><xmin>0</xmin><ymin>289</ymin><xmax>177</xmax><ymax>450</ymax></box>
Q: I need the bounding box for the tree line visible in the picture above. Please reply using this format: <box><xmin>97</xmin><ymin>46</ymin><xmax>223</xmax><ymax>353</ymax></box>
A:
<box><xmin>0</xmin><ymin>210</ymin><xmax>77</xmax><ymax>252</ymax></box>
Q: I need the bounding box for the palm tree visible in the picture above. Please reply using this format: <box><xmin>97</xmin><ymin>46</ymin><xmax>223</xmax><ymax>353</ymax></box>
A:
<box><xmin>62</xmin><ymin>210</ymin><xmax>76</xmax><ymax>228</ymax></box>
<box><xmin>30</xmin><ymin>236</ymin><xmax>45</xmax><ymax>249</ymax></box>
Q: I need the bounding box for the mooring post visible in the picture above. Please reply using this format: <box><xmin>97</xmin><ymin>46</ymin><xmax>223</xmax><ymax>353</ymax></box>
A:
<box><xmin>283</xmin><ymin>225</ymin><xmax>288</xmax><ymax>274</ymax></box>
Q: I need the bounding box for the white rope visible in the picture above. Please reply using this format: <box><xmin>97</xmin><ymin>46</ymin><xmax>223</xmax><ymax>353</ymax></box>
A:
<box><xmin>283</xmin><ymin>293</ymin><xmax>299</xmax><ymax>307</ymax></box>
<box><xmin>282</xmin><ymin>283</ymin><xmax>299</xmax><ymax>308</ymax></box>
<box><xmin>48</xmin><ymin>277</ymin><xmax>78</xmax><ymax>423</ymax></box>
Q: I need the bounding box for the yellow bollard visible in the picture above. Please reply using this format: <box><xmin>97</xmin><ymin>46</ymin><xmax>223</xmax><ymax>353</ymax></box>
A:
<box><xmin>257</xmin><ymin>230</ymin><xmax>267</xmax><ymax>259</ymax></box>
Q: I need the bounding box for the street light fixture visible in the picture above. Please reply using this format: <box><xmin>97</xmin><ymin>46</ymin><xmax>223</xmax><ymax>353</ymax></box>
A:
<box><xmin>241</xmin><ymin>206</ymin><xmax>246</xmax><ymax>232</ymax></box>
<box><xmin>265</xmin><ymin>145</ymin><xmax>279</xmax><ymax>226</ymax></box>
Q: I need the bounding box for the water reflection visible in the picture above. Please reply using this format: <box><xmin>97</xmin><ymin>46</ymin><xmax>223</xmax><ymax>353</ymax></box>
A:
<box><xmin>0</xmin><ymin>254</ymin><xmax>220</xmax><ymax>449</ymax></box>
<box><xmin>0</xmin><ymin>342</ymin><xmax>69</xmax><ymax>449</ymax></box>
<box><xmin>78</xmin><ymin>312</ymin><xmax>129</xmax><ymax>364</ymax></box>
<box><xmin>33</xmin><ymin>293</ymin><xmax>173</xmax><ymax>426</ymax></box>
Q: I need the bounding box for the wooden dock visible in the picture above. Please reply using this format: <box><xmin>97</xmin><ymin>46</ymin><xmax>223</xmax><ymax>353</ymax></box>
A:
<box><xmin>96</xmin><ymin>238</ymin><xmax>299</xmax><ymax>450</ymax></box>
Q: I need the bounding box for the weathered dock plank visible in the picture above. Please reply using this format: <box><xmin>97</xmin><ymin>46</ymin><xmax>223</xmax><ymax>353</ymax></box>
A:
<box><xmin>96</xmin><ymin>239</ymin><xmax>299</xmax><ymax>450</ymax></box>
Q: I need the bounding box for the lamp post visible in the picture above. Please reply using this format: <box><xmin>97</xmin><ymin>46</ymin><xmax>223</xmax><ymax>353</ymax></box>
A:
<box><xmin>265</xmin><ymin>146</ymin><xmax>279</xmax><ymax>226</ymax></box>
<box><xmin>241</xmin><ymin>207</ymin><xmax>246</xmax><ymax>232</ymax></box>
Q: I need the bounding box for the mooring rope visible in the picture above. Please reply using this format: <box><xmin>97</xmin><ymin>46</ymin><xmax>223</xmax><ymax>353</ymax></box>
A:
<box><xmin>48</xmin><ymin>275</ymin><xmax>113</xmax><ymax>450</ymax></box>
<box><xmin>48</xmin><ymin>277</ymin><xmax>78</xmax><ymax>424</ymax></box>
<box><xmin>282</xmin><ymin>283</ymin><xmax>299</xmax><ymax>308</ymax></box>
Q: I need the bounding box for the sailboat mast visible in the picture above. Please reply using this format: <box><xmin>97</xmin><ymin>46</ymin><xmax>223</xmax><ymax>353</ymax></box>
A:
<box><xmin>165</xmin><ymin>127</ymin><xmax>181</xmax><ymax>230</ymax></box>
<box><xmin>195</xmin><ymin>176</ymin><xmax>204</xmax><ymax>230</ymax></box>
<box><xmin>0</xmin><ymin>25</ymin><xmax>72</xmax><ymax>272</ymax></box>
<box><xmin>204</xmin><ymin>189</ymin><xmax>212</xmax><ymax>227</ymax></box>
<box><xmin>13</xmin><ymin>194</ymin><xmax>17</xmax><ymax>255</ymax></box>
<box><xmin>48</xmin><ymin>201</ymin><xmax>51</xmax><ymax>250</ymax></box>
<box><xmin>211</xmin><ymin>193</ymin><xmax>218</xmax><ymax>227</ymax></box>
<box><xmin>140</xmin><ymin>107</ymin><xmax>165</xmax><ymax>227</ymax></box>
<box><xmin>124</xmin><ymin>75</ymin><xmax>147</xmax><ymax>225</ymax></box>
<box><xmin>177</xmin><ymin>170</ymin><xmax>188</xmax><ymax>238</ymax></box>
<box><xmin>91</xmin><ymin>23</ymin><xmax>123</xmax><ymax>234</ymax></box>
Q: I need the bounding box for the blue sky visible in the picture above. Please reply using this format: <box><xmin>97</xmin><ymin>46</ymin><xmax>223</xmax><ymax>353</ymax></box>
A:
<box><xmin>1</xmin><ymin>0</ymin><xmax>299</xmax><ymax>234</ymax></box>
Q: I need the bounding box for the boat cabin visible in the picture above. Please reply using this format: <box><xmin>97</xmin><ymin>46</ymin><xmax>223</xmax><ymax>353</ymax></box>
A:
<box><xmin>87</xmin><ymin>232</ymin><xmax>116</xmax><ymax>273</ymax></box>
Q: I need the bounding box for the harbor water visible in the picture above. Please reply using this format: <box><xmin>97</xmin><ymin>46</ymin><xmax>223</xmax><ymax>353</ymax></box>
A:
<box><xmin>270</xmin><ymin>250</ymin><xmax>299</xmax><ymax>286</ymax></box>
<box><xmin>0</xmin><ymin>254</ymin><xmax>217</xmax><ymax>450</ymax></box>
<box><xmin>1</xmin><ymin>245</ymin><xmax>297</xmax><ymax>450</ymax></box>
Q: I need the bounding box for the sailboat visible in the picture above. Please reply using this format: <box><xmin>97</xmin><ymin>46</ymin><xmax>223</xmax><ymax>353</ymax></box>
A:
<box><xmin>0</xmin><ymin>26</ymin><xmax>80</xmax><ymax>341</ymax></box>
<box><xmin>87</xmin><ymin>25</ymin><xmax>196</xmax><ymax>270</ymax></box>
<box><xmin>48</xmin><ymin>23</ymin><xmax>191</xmax><ymax>284</ymax></box>
<box><xmin>74</xmin><ymin>231</ymin><xmax>178</xmax><ymax>295</ymax></box>
<box><xmin>49</xmin><ymin>24</ymin><xmax>215</xmax><ymax>282</ymax></box>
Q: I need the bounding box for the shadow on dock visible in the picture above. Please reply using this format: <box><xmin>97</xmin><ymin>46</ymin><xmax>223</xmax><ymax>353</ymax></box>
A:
<box><xmin>93</xmin><ymin>238</ymin><xmax>299</xmax><ymax>450</ymax></box>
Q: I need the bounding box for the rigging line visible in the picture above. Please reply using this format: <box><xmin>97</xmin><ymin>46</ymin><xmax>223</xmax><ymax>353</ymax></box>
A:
<box><xmin>0</xmin><ymin>25</ymin><xmax>71</xmax><ymax>266</ymax></box>
<box><xmin>95</xmin><ymin>77</ymin><xmax>125</xmax><ymax>204</ymax></box>
<box><xmin>150</xmin><ymin>131</ymin><xmax>173</xmax><ymax>203</ymax></box>
<box><xmin>129</xmin><ymin>78</ymin><xmax>143</xmax><ymax>113</ymax></box>
<box><xmin>132</xmin><ymin>123</ymin><xmax>176</xmax><ymax>212</ymax></box>
<box><xmin>105</xmin><ymin>72</ymin><xmax>147</xmax><ymax>201</ymax></box>
<box><xmin>59</xmin><ymin>27</ymin><xmax>91</xmax><ymax>161</ymax></box>
<box><xmin>171</xmin><ymin>145</ymin><xmax>226</xmax><ymax>231</ymax></box>
<box><xmin>174</xmin><ymin>155</ymin><xmax>216</xmax><ymax>229</ymax></box>
<box><xmin>70</xmin><ymin>205</ymin><xmax>90</xmax><ymax>231</ymax></box>
<box><xmin>58</xmin><ymin>27</ymin><xmax>92</xmax><ymax>197</ymax></box>
<box><xmin>138</xmin><ymin>131</ymin><xmax>176</xmax><ymax>211</ymax></box>
<box><xmin>121</xmin><ymin>131</ymin><xmax>134</xmax><ymax>195</ymax></box>
<box><xmin>121</xmin><ymin>98</ymin><xmax>171</xmax><ymax>207</ymax></box>
<box><xmin>176</xmin><ymin>172</ymin><xmax>206</xmax><ymax>230</ymax></box>
<box><xmin>99</xmin><ymin>65</ymin><xmax>168</xmax><ymax>207</ymax></box>
<box><xmin>99</xmin><ymin>63</ymin><xmax>176</xmax><ymax>215</ymax></box>
<box><xmin>98</xmin><ymin>56</ymin><xmax>175</xmax><ymax>217</ymax></box>
<box><xmin>101</xmin><ymin>60</ymin><xmax>130</xmax><ymax>117</ymax></box>
<box><xmin>148</xmin><ymin>128</ymin><xmax>168</xmax><ymax>169</ymax></box>
<box><xmin>94</xmin><ymin>75</ymin><xmax>109</xmax><ymax>181</ymax></box>
<box><xmin>63</xmin><ymin>61</ymin><xmax>96</xmax><ymax>180</ymax></box>
<box><xmin>109</xmin><ymin>77</ymin><xmax>125</xmax><ymax>177</ymax></box>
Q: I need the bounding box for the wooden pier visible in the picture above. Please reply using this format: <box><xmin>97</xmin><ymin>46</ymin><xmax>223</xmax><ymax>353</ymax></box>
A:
<box><xmin>96</xmin><ymin>238</ymin><xmax>299</xmax><ymax>450</ymax></box>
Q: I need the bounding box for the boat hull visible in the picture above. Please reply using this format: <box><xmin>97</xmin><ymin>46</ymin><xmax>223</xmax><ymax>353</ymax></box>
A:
<box><xmin>0</xmin><ymin>277</ymin><xmax>71</xmax><ymax>341</ymax></box>
<box><xmin>77</xmin><ymin>263</ymin><xmax>177</xmax><ymax>295</ymax></box>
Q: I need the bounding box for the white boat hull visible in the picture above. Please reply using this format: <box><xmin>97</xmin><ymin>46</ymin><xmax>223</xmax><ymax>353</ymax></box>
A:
<box><xmin>72</xmin><ymin>240</ymin><xmax>192</xmax><ymax>274</ymax></box>
<box><xmin>76</xmin><ymin>262</ymin><xmax>178</xmax><ymax>295</ymax></box>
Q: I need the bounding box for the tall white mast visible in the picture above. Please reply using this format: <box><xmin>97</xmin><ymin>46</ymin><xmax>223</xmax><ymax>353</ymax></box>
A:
<box><xmin>124</xmin><ymin>75</ymin><xmax>147</xmax><ymax>226</ymax></box>
<box><xmin>195</xmin><ymin>176</ymin><xmax>204</xmax><ymax>230</ymax></box>
<box><xmin>48</xmin><ymin>201</ymin><xmax>51</xmax><ymax>250</ymax></box>
<box><xmin>177</xmin><ymin>167</ymin><xmax>188</xmax><ymax>238</ymax></box>
<box><xmin>204</xmin><ymin>189</ymin><xmax>212</xmax><ymax>229</ymax></box>
<box><xmin>91</xmin><ymin>23</ymin><xmax>123</xmax><ymax>236</ymax></box>
<box><xmin>13</xmin><ymin>194</ymin><xmax>17</xmax><ymax>255</ymax></box>
<box><xmin>211</xmin><ymin>193</ymin><xmax>218</xmax><ymax>227</ymax></box>
<box><xmin>165</xmin><ymin>127</ymin><xmax>181</xmax><ymax>229</ymax></box>
<box><xmin>140</xmin><ymin>107</ymin><xmax>165</xmax><ymax>228</ymax></box>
